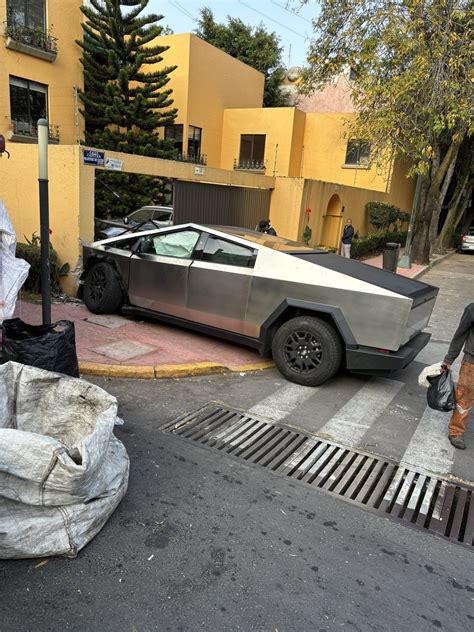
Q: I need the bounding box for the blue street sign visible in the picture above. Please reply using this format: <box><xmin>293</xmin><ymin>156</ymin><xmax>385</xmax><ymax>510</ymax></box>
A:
<box><xmin>83</xmin><ymin>149</ymin><xmax>105</xmax><ymax>166</ymax></box>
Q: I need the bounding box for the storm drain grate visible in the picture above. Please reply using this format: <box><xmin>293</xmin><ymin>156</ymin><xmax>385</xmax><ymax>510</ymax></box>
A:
<box><xmin>162</xmin><ymin>403</ymin><xmax>474</xmax><ymax>549</ymax></box>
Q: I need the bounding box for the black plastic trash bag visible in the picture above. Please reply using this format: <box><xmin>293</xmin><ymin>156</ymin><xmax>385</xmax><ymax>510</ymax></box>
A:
<box><xmin>426</xmin><ymin>369</ymin><xmax>456</xmax><ymax>412</ymax></box>
<box><xmin>2</xmin><ymin>318</ymin><xmax>79</xmax><ymax>377</ymax></box>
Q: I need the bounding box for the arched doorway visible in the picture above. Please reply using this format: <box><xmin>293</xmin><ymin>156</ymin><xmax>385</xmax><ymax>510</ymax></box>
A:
<box><xmin>320</xmin><ymin>194</ymin><xmax>343</xmax><ymax>249</ymax></box>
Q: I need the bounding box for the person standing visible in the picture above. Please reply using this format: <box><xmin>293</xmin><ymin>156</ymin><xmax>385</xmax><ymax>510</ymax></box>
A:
<box><xmin>341</xmin><ymin>218</ymin><xmax>354</xmax><ymax>258</ymax></box>
<box><xmin>442</xmin><ymin>303</ymin><xmax>474</xmax><ymax>450</ymax></box>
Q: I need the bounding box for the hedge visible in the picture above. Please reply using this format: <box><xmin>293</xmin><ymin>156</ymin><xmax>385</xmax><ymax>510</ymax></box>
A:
<box><xmin>351</xmin><ymin>231</ymin><xmax>408</xmax><ymax>260</ymax></box>
<box><xmin>16</xmin><ymin>235</ymin><xmax>68</xmax><ymax>295</ymax></box>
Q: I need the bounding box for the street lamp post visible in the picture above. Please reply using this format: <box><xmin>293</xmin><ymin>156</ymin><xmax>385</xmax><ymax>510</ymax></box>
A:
<box><xmin>38</xmin><ymin>118</ymin><xmax>51</xmax><ymax>325</ymax></box>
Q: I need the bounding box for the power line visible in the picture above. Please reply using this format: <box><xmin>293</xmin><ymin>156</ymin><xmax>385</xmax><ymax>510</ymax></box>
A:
<box><xmin>238</xmin><ymin>1</ymin><xmax>308</xmax><ymax>40</ymax></box>
<box><xmin>270</xmin><ymin>1</ymin><xmax>313</xmax><ymax>24</ymax></box>
<box><xmin>167</xmin><ymin>0</ymin><xmax>197</xmax><ymax>23</ymax></box>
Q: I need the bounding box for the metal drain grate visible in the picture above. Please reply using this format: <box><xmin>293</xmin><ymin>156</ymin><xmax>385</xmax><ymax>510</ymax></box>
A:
<box><xmin>162</xmin><ymin>403</ymin><xmax>474</xmax><ymax>548</ymax></box>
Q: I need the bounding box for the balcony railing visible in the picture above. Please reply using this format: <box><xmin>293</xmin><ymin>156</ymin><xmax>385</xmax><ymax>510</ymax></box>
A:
<box><xmin>4</xmin><ymin>21</ymin><xmax>57</xmax><ymax>60</ymax></box>
<box><xmin>176</xmin><ymin>152</ymin><xmax>207</xmax><ymax>166</ymax></box>
<box><xmin>233</xmin><ymin>159</ymin><xmax>266</xmax><ymax>173</ymax></box>
<box><xmin>10</xmin><ymin>119</ymin><xmax>60</xmax><ymax>144</ymax></box>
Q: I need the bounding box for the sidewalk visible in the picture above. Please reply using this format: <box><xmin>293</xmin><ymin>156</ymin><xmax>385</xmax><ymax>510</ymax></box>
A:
<box><xmin>10</xmin><ymin>250</ymin><xmax>453</xmax><ymax>379</ymax></box>
<box><xmin>12</xmin><ymin>300</ymin><xmax>272</xmax><ymax>378</ymax></box>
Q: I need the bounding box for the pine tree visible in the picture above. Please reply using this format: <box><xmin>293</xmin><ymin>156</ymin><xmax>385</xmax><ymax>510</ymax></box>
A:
<box><xmin>77</xmin><ymin>0</ymin><xmax>178</xmax><ymax>217</ymax></box>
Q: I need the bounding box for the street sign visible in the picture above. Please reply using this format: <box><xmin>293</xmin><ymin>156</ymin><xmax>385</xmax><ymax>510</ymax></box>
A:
<box><xmin>105</xmin><ymin>157</ymin><xmax>123</xmax><ymax>171</ymax></box>
<box><xmin>194</xmin><ymin>166</ymin><xmax>205</xmax><ymax>176</ymax></box>
<box><xmin>83</xmin><ymin>149</ymin><xmax>105</xmax><ymax>166</ymax></box>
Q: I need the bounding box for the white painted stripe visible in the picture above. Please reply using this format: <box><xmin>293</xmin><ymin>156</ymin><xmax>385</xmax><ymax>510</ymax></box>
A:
<box><xmin>400</xmin><ymin>407</ymin><xmax>455</xmax><ymax>475</ymax></box>
<box><xmin>318</xmin><ymin>378</ymin><xmax>404</xmax><ymax>447</ymax></box>
<box><xmin>249</xmin><ymin>383</ymin><xmax>317</xmax><ymax>422</ymax></box>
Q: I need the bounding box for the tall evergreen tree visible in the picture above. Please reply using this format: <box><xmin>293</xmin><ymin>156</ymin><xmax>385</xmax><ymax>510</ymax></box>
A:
<box><xmin>77</xmin><ymin>0</ymin><xmax>178</xmax><ymax>217</ymax></box>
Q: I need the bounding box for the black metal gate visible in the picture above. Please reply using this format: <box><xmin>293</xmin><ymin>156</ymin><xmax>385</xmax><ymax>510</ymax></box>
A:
<box><xmin>173</xmin><ymin>180</ymin><xmax>271</xmax><ymax>228</ymax></box>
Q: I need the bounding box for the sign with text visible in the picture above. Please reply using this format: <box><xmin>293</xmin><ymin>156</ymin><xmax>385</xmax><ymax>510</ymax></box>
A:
<box><xmin>83</xmin><ymin>149</ymin><xmax>105</xmax><ymax>166</ymax></box>
<box><xmin>105</xmin><ymin>157</ymin><xmax>123</xmax><ymax>171</ymax></box>
<box><xmin>194</xmin><ymin>166</ymin><xmax>205</xmax><ymax>176</ymax></box>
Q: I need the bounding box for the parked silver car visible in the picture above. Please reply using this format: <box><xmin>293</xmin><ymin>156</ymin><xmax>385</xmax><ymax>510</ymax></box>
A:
<box><xmin>460</xmin><ymin>226</ymin><xmax>474</xmax><ymax>253</ymax></box>
<box><xmin>79</xmin><ymin>224</ymin><xmax>438</xmax><ymax>386</ymax></box>
<box><xmin>94</xmin><ymin>206</ymin><xmax>173</xmax><ymax>241</ymax></box>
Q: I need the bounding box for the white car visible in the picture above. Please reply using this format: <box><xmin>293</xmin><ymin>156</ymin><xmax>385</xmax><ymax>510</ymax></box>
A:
<box><xmin>460</xmin><ymin>226</ymin><xmax>474</xmax><ymax>253</ymax></box>
<box><xmin>94</xmin><ymin>206</ymin><xmax>173</xmax><ymax>240</ymax></box>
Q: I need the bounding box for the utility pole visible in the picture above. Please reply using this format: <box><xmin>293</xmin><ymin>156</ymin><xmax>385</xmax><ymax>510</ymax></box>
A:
<box><xmin>38</xmin><ymin>119</ymin><xmax>51</xmax><ymax>324</ymax></box>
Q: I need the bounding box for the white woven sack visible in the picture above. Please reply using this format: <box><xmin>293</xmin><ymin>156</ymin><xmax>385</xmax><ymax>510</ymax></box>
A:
<box><xmin>0</xmin><ymin>438</ymin><xmax>129</xmax><ymax>558</ymax></box>
<box><xmin>0</xmin><ymin>362</ymin><xmax>129</xmax><ymax>558</ymax></box>
<box><xmin>0</xmin><ymin>362</ymin><xmax>122</xmax><ymax>505</ymax></box>
<box><xmin>0</xmin><ymin>200</ymin><xmax>30</xmax><ymax>324</ymax></box>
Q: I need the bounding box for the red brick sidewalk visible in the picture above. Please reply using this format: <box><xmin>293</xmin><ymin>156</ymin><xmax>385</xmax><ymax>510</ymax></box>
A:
<box><xmin>362</xmin><ymin>251</ymin><xmax>426</xmax><ymax>278</ymax></box>
<box><xmin>12</xmin><ymin>300</ymin><xmax>266</xmax><ymax>376</ymax></box>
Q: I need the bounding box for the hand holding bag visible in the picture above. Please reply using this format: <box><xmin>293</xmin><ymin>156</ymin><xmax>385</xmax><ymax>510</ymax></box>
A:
<box><xmin>426</xmin><ymin>368</ymin><xmax>456</xmax><ymax>412</ymax></box>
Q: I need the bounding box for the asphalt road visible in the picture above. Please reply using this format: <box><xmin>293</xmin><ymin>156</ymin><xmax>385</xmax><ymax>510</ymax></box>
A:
<box><xmin>1</xmin><ymin>373</ymin><xmax>473</xmax><ymax>631</ymax></box>
<box><xmin>1</xmin><ymin>254</ymin><xmax>473</xmax><ymax>631</ymax></box>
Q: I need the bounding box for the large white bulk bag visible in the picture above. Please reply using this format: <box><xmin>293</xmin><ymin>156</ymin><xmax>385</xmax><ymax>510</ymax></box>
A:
<box><xmin>0</xmin><ymin>362</ymin><xmax>129</xmax><ymax>558</ymax></box>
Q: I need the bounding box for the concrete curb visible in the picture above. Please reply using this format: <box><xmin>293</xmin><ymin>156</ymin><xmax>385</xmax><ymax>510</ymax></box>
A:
<box><xmin>412</xmin><ymin>249</ymin><xmax>456</xmax><ymax>279</ymax></box>
<box><xmin>79</xmin><ymin>359</ymin><xmax>275</xmax><ymax>380</ymax></box>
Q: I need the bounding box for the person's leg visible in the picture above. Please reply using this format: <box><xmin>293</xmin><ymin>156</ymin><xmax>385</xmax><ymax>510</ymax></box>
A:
<box><xmin>448</xmin><ymin>361</ymin><xmax>474</xmax><ymax>440</ymax></box>
<box><xmin>342</xmin><ymin>244</ymin><xmax>350</xmax><ymax>258</ymax></box>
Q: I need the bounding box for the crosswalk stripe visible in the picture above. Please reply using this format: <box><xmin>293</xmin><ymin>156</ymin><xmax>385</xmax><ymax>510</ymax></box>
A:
<box><xmin>317</xmin><ymin>377</ymin><xmax>405</xmax><ymax>447</ymax></box>
<box><xmin>399</xmin><ymin>406</ymin><xmax>455</xmax><ymax>475</ymax></box>
<box><xmin>249</xmin><ymin>382</ymin><xmax>317</xmax><ymax>422</ymax></box>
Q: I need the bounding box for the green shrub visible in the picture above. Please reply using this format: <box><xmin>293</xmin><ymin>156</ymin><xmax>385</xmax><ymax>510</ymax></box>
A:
<box><xmin>16</xmin><ymin>234</ymin><xmax>69</xmax><ymax>295</ymax></box>
<box><xmin>351</xmin><ymin>230</ymin><xmax>408</xmax><ymax>260</ymax></box>
<box><xmin>367</xmin><ymin>202</ymin><xmax>409</xmax><ymax>232</ymax></box>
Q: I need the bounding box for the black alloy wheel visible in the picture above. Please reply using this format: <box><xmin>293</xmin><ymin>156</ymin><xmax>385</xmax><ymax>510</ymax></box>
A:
<box><xmin>83</xmin><ymin>261</ymin><xmax>124</xmax><ymax>314</ymax></box>
<box><xmin>283</xmin><ymin>329</ymin><xmax>323</xmax><ymax>374</ymax></box>
<box><xmin>272</xmin><ymin>315</ymin><xmax>343</xmax><ymax>386</ymax></box>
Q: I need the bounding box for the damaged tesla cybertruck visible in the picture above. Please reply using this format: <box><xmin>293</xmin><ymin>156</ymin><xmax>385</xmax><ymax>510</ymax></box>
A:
<box><xmin>79</xmin><ymin>225</ymin><xmax>438</xmax><ymax>386</ymax></box>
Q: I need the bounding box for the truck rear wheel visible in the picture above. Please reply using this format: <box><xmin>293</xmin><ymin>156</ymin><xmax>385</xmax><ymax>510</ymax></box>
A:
<box><xmin>272</xmin><ymin>316</ymin><xmax>343</xmax><ymax>386</ymax></box>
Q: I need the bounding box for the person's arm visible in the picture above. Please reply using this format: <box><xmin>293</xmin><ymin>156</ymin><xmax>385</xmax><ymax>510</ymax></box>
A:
<box><xmin>443</xmin><ymin>305</ymin><xmax>473</xmax><ymax>366</ymax></box>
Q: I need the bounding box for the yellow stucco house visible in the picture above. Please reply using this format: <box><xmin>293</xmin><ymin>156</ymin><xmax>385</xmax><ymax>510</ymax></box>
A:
<box><xmin>0</xmin><ymin>0</ymin><xmax>84</xmax><ymax>145</ymax></box>
<box><xmin>153</xmin><ymin>33</ymin><xmax>415</xmax><ymax>247</ymax></box>
<box><xmin>0</xmin><ymin>4</ymin><xmax>415</xmax><ymax>294</ymax></box>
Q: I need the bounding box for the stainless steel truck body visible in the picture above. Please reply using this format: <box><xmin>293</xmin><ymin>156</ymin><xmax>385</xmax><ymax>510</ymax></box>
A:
<box><xmin>79</xmin><ymin>224</ymin><xmax>438</xmax><ymax>386</ymax></box>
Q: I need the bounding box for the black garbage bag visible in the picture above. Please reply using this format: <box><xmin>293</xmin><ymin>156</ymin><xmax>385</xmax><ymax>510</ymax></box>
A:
<box><xmin>427</xmin><ymin>369</ymin><xmax>456</xmax><ymax>412</ymax></box>
<box><xmin>2</xmin><ymin>318</ymin><xmax>79</xmax><ymax>377</ymax></box>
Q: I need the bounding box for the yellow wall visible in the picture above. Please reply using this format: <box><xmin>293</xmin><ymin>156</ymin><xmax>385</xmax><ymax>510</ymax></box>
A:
<box><xmin>221</xmin><ymin>107</ymin><xmax>306</xmax><ymax>177</ymax></box>
<box><xmin>302</xmin><ymin>113</ymin><xmax>391</xmax><ymax>192</ymax></box>
<box><xmin>270</xmin><ymin>173</ymin><xmax>416</xmax><ymax>246</ymax></box>
<box><xmin>0</xmin><ymin>1</ymin><xmax>84</xmax><ymax>145</ymax></box>
<box><xmin>0</xmin><ymin>144</ymin><xmax>82</xmax><ymax>294</ymax></box>
<box><xmin>154</xmin><ymin>34</ymin><xmax>265</xmax><ymax>167</ymax></box>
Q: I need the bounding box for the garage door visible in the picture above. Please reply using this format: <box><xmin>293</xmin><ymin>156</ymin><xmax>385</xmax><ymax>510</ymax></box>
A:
<box><xmin>173</xmin><ymin>181</ymin><xmax>271</xmax><ymax>228</ymax></box>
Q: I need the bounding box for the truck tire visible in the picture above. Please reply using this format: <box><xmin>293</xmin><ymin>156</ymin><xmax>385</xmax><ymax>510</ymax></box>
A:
<box><xmin>83</xmin><ymin>262</ymin><xmax>124</xmax><ymax>314</ymax></box>
<box><xmin>272</xmin><ymin>315</ymin><xmax>343</xmax><ymax>386</ymax></box>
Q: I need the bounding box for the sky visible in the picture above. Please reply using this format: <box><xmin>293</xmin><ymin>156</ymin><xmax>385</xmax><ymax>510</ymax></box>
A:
<box><xmin>147</xmin><ymin>0</ymin><xmax>317</xmax><ymax>69</ymax></box>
